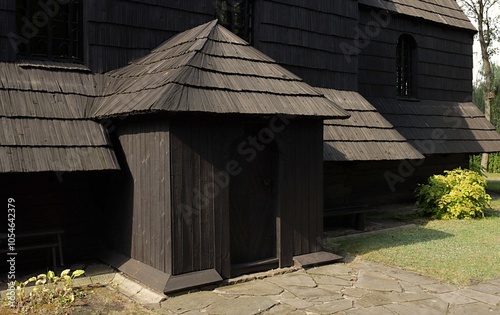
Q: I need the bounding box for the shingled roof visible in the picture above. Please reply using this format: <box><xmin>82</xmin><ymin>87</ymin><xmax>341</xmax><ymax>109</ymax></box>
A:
<box><xmin>369</xmin><ymin>98</ymin><xmax>500</xmax><ymax>154</ymax></box>
<box><xmin>0</xmin><ymin>62</ymin><xmax>120</xmax><ymax>173</ymax></box>
<box><xmin>92</xmin><ymin>20</ymin><xmax>349</xmax><ymax>119</ymax></box>
<box><xmin>319</xmin><ymin>88</ymin><xmax>423</xmax><ymax>161</ymax></box>
<box><xmin>359</xmin><ymin>0</ymin><xmax>476</xmax><ymax>31</ymax></box>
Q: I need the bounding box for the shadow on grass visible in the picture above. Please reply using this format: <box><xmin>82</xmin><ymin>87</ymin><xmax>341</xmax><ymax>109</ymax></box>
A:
<box><xmin>484</xmin><ymin>207</ymin><xmax>500</xmax><ymax>217</ymax></box>
<box><xmin>324</xmin><ymin>224</ymin><xmax>454</xmax><ymax>258</ymax></box>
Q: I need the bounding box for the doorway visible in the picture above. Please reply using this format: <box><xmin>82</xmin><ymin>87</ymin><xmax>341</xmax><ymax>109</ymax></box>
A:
<box><xmin>229</xmin><ymin>126</ymin><xmax>279</xmax><ymax>275</ymax></box>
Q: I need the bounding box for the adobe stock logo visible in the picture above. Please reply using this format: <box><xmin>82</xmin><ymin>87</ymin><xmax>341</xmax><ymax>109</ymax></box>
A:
<box><xmin>8</xmin><ymin>0</ymin><xmax>70</xmax><ymax>53</ymax></box>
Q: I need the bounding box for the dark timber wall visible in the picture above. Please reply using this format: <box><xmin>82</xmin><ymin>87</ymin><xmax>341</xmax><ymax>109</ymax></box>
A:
<box><xmin>108</xmin><ymin>116</ymin><xmax>324</xmax><ymax>279</ymax></box>
<box><xmin>83</xmin><ymin>0</ymin><xmax>215</xmax><ymax>72</ymax></box>
<box><xmin>1</xmin><ymin>0</ymin><xmax>361</xmax><ymax>85</ymax></box>
<box><xmin>253</xmin><ymin>0</ymin><xmax>359</xmax><ymax>90</ymax></box>
<box><xmin>324</xmin><ymin>154</ymin><xmax>470</xmax><ymax>210</ymax></box>
<box><xmin>0</xmin><ymin>0</ymin><xmax>215</xmax><ymax>70</ymax></box>
<box><xmin>357</xmin><ymin>7</ymin><xmax>474</xmax><ymax>102</ymax></box>
<box><xmin>111</xmin><ymin>118</ymin><xmax>172</xmax><ymax>273</ymax></box>
<box><xmin>168</xmin><ymin>117</ymin><xmax>324</xmax><ymax>276</ymax></box>
<box><xmin>0</xmin><ymin>1</ymin><xmax>15</xmax><ymax>61</ymax></box>
<box><xmin>282</xmin><ymin>120</ymin><xmax>324</xmax><ymax>257</ymax></box>
<box><xmin>168</xmin><ymin>118</ymin><xmax>232</xmax><ymax>277</ymax></box>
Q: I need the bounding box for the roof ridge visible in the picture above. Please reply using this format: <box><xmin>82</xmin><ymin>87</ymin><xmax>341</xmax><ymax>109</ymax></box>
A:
<box><xmin>100</xmin><ymin>81</ymin><xmax>327</xmax><ymax>98</ymax></box>
<box><xmin>107</xmin><ymin>60</ymin><xmax>300</xmax><ymax>81</ymax></box>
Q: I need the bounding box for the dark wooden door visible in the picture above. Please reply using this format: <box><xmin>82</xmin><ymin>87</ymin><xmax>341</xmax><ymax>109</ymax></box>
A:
<box><xmin>229</xmin><ymin>134</ymin><xmax>278</xmax><ymax>266</ymax></box>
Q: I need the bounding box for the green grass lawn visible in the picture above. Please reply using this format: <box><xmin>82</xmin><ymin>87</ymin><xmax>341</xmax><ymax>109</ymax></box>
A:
<box><xmin>326</xmin><ymin>175</ymin><xmax>500</xmax><ymax>285</ymax></box>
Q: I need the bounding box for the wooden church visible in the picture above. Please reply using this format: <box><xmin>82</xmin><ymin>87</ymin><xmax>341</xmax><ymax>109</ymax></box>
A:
<box><xmin>1</xmin><ymin>0</ymin><xmax>500</xmax><ymax>293</ymax></box>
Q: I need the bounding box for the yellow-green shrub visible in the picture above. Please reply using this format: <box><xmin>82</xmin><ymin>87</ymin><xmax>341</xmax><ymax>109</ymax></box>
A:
<box><xmin>416</xmin><ymin>168</ymin><xmax>491</xmax><ymax>219</ymax></box>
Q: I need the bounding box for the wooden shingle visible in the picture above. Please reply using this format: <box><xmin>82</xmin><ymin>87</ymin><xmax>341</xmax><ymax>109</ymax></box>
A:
<box><xmin>370</xmin><ymin>97</ymin><xmax>500</xmax><ymax>154</ymax></box>
<box><xmin>359</xmin><ymin>0</ymin><xmax>476</xmax><ymax>31</ymax></box>
<box><xmin>0</xmin><ymin>62</ymin><xmax>120</xmax><ymax>173</ymax></box>
<box><xmin>318</xmin><ymin>88</ymin><xmax>423</xmax><ymax>161</ymax></box>
<box><xmin>93</xmin><ymin>20</ymin><xmax>349</xmax><ymax>119</ymax></box>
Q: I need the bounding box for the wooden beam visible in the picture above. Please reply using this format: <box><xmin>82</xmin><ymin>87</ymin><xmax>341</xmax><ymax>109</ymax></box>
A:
<box><xmin>99</xmin><ymin>250</ymin><xmax>169</xmax><ymax>293</ymax></box>
<box><xmin>293</xmin><ymin>251</ymin><xmax>343</xmax><ymax>268</ymax></box>
<box><xmin>164</xmin><ymin>269</ymin><xmax>223</xmax><ymax>293</ymax></box>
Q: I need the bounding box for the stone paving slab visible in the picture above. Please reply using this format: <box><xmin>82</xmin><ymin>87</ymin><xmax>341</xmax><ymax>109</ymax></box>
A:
<box><xmin>309</xmin><ymin>299</ymin><xmax>353</xmax><ymax>313</ymax></box>
<box><xmin>151</xmin><ymin>260</ymin><xmax>500</xmax><ymax>314</ymax></box>
<box><xmin>4</xmin><ymin>259</ymin><xmax>500</xmax><ymax>314</ymax></box>
<box><xmin>469</xmin><ymin>283</ymin><xmax>500</xmax><ymax>295</ymax></box>
<box><xmin>265</xmin><ymin>271</ymin><xmax>317</xmax><ymax>288</ymax></box>
<box><xmin>435</xmin><ymin>291</ymin><xmax>477</xmax><ymax>305</ymax></box>
<box><xmin>421</xmin><ymin>282</ymin><xmax>458</xmax><ymax>293</ymax></box>
<box><xmin>161</xmin><ymin>291</ymin><xmax>221</xmax><ymax>314</ymax></box>
<box><xmin>214</xmin><ymin>280</ymin><xmax>283</xmax><ymax>296</ymax></box>
<box><xmin>458</xmin><ymin>288</ymin><xmax>500</xmax><ymax>305</ymax></box>
<box><xmin>384</xmin><ymin>299</ymin><xmax>449</xmax><ymax>315</ymax></box>
<box><xmin>205</xmin><ymin>295</ymin><xmax>277</xmax><ymax>315</ymax></box>
<box><xmin>398</xmin><ymin>280</ymin><xmax>427</xmax><ymax>294</ymax></box>
<box><xmin>356</xmin><ymin>270</ymin><xmax>403</xmax><ymax>292</ymax></box>
<box><xmin>282</xmin><ymin>284</ymin><xmax>334</xmax><ymax>298</ymax></box>
<box><xmin>265</xmin><ymin>303</ymin><xmax>297</xmax><ymax>314</ymax></box>
<box><xmin>448</xmin><ymin>302</ymin><xmax>500</xmax><ymax>314</ymax></box>
<box><xmin>279</xmin><ymin>296</ymin><xmax>315</xmax><ymax>309</ymax></box>
<box><xmin>344</xmin><ymin>305</ymin><xmax>395</xmax><ymax>315</ymax></box>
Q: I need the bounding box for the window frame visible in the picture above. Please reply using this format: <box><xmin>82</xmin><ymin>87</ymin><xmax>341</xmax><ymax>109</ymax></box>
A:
<box><xmin>15</xmin><ymin>0</ymin><xmax>84</xmax><ymax>63</ymax></box>
<box><xmin>396</xmin><ymin>34</ymin><xmax>418</xmax><ymax>98</ymax></box>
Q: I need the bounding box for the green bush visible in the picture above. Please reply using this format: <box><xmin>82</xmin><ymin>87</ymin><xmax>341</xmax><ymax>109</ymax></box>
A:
<box><xmin>416</xmin><ymin>168</ymin><xmax>491</xmax><ymax>219</ymax></box>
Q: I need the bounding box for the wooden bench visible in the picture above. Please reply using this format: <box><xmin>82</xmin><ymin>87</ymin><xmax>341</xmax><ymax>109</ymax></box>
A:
<box><xmin>0</xmin><ymin>228</ymin><xmax>64</xmax><ymax>271</ymax></box>
<box><xmin>324</xmin><ymin>205</ymin><xmax>376</xmax><ymax>230</ymax></box>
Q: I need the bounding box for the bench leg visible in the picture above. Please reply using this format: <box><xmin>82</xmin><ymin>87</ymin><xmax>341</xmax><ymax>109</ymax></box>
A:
<box><xmin>57</xmin><ymin>233</ymin><xmax>64</xmax><ymax>266</ymax></box>
<box><xmin>354</xmin><ymin>213</ymin><xmax>366</xmax><ymax>231</ymax></box>
<box><xmin>52</xmin><ymin>247</ymin><xmax>57</xmax><ymax>271</ymax></box>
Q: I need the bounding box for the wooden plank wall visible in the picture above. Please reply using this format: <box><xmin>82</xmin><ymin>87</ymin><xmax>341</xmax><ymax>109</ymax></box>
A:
<box><xmin>0</xmin><ymin>172</ymin><xmax>110</xmax><ymax>267</ymax></box>
<box><xmin>114</xmin><ymin>119</ymin><xmax>172</xmax><ymax>274</ymax></box>
<box><xmin>168</xmin><ymin>118</ymin><xmax>324</xmax><ymax>275</ymax></box>
<box><xmin>2</xmin><ymin>0</ymin><xmax>361</xmax><ymax>87</ymax></box>
<box><xmin>0</xmin><ymin>0</ymin><xmax>214</xmax><ymax>67</ymax></box>
<box><xmin>278</xmin><ymin>119</ymin><xmax>324</xmax><ymax>258</ymax></box>
<box><xmin>357</xmin><ymin>7</ymin><xmax>474</xmax><ymax>102</ymax></box>
<box><xmin>84</xmin><ymin>0</ymin><xmax>215</xmax><ymax>72</ymax></box>
<box><xmin>253</xmin><ymin>0</ymin><xmax>359</xmax><ymax>90</ymax></box>
<box><xmin>324</xmin><ymin>154</ymin><xmax>470</xmax><ymax>209</ymax></box>
<box><xmin>169</xmin><ymin>118</ymin><xmax>233</xmax><ymax>277</ymax></box>
<box><xmin>0</xmin><ymin>1</ymin><xmax>16</xmax><ymax>62</ymax></box>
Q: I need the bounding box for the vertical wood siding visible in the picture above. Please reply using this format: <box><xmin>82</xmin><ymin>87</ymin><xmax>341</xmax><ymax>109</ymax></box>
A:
<box><xmin>277</xmin><ymin>119</ymin><xmax>324</xmax><ymax>259</ymax></box>
<box><xmin>84</xmin><ymin>0</ymin><xmax>215</xmax><ymax>72</ymax></box>
<box><xmin>0</xmin><ymin>1</ymin><xmax>16</xmax><ymax>62</ymax></box>
<box><xmin>169</xmin><ymin>118</ymin><xmax>232</xmax><ymax>277</ymax></box>
<box><xmin>357</xmin><ymin>8</ymin><xmax>474</xmax><ymax>102</ymax></box>
<box><xmin>169</xmin><ymin>117</ymin><xmax>324</xmax><ymax>275</ymax></box>
<box><xmin>253</xmin><ymin>0</ymin><xmax>359</xmax><ymax>90</ymax></box>
<box><xmin>115</xmin><ymin>119</ymin><xmax>171</xmax><ymax>273</ymax></box>
<box><xmin>1</xmin><ymin>0</ymin><xmax>475</xmax><ymax>100</ymax></box>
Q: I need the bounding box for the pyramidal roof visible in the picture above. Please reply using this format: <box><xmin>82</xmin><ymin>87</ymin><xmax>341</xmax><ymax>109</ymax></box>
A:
<box><xmin>92</xmin><ymin>20</ymin><xmax>349</xmax><ymax>119</ymax></box>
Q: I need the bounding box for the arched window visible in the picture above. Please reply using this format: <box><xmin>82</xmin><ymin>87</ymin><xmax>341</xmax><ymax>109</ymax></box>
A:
<box><xmin>216</xmin><ymin>0</ymin><xmax>253</xmax><ymax>43</ymax></box>
<box><xmin>396</xmin><ymin>35</ymin><xmax>417</xmax><ymax>97</ymax></box>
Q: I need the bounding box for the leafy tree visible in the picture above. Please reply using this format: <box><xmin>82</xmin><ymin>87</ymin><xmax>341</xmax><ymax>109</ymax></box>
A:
<box><xmin>474</xmin><ymin>63</ymin><xmax>500</xmax><ymax>130</ymax></box>
<box><xmin>459</xmin><ymin>0</ymin><xmax>500</xmax><ymax>170</ymax></box>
